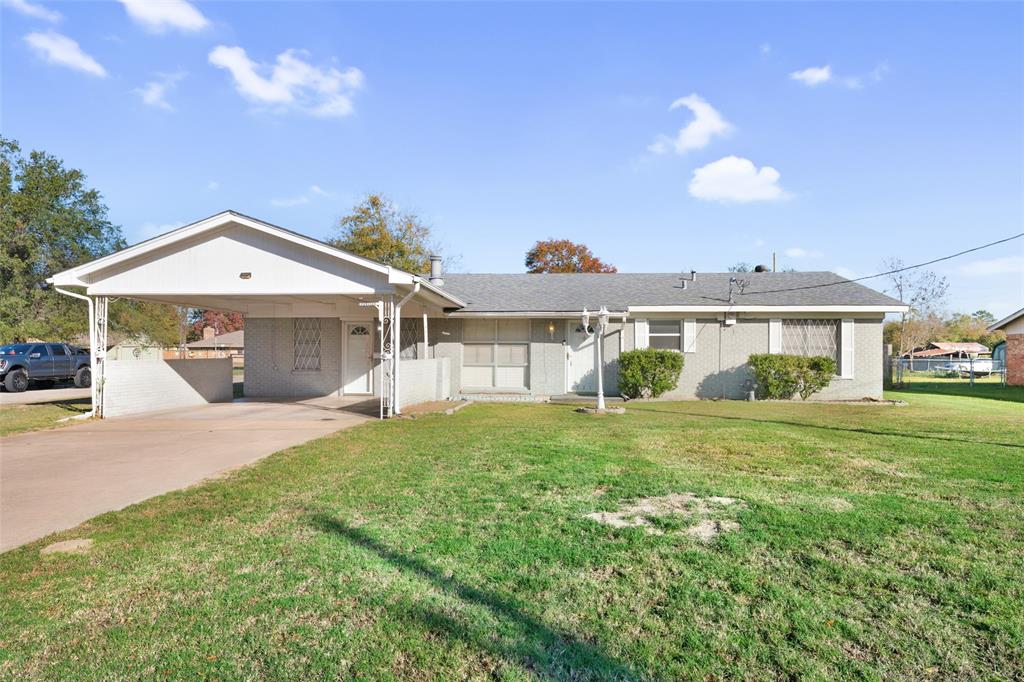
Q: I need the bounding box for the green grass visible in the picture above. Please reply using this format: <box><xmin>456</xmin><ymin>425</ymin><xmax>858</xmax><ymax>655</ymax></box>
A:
<box><xmin>888</xmin><ymin>379</ymin><xmax>1023</xmax><ymax>403</ymax></box>
<box><xmin>1</xmin><ymin>394</ymin><xmax>1022</xmax><ymax>680</ymax></box>
<box><xmin>0</xmin><ymin>399</ymin><xmax>91</xmax><ymax>436</ymax></box>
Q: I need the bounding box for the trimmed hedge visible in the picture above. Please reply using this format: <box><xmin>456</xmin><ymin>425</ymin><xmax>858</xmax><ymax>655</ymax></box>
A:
<box><xmin>748</xmin><ymin>354</ymin><xmax>837</xmax><ymax>400</ymax></box>
<box><xmin>618</xmin><ymin>349</ymin><xmax>684</xmax><ymax>399</ymax></box>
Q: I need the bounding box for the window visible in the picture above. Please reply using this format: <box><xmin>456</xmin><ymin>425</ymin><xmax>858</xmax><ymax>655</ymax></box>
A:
<box><xmin>48</xmin><ymin>344</ymin><xmax>68</xmax><ymax>356</ymax></box>
<box><xmin>293</xmin><ymin>318</ymin><xmax>321</xmax><ymax>371</ymax></box>
<box><xmin>781</xmin><ymin>319</ymin><xmax>839</xmax><ymax>362</ymax></box>
<box><xmin>461</xmin><ymin>319</ymin><xmax>530</xmax><ymax>389</ymax></box>
<box><xmin>648</xmin><ymin>320</ymin><xmax>681</xmax><ymax>351</ymax></box>
<box><xmin>29</xmin><ymin>344</ymin><xmax>48</xmax><ymax>357</ymax></box>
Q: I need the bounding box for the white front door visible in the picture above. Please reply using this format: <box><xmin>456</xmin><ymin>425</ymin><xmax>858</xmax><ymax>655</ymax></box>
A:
<box><xmin>567</xmin><ymin>320</ymin><xmax>598</xmax><ymax>393</ymax></box>
<box><xmin>344</xmin><ymin>322</ymin><xmax>373</xmax><ymax>394</ymax></box>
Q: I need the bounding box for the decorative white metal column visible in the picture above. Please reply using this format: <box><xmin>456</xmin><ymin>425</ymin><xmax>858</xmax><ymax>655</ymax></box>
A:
<box><xmin>94</xmin><ymin>295</ymin><xmax>109</xmax><ymax>418</ymax></box>
<box><xmin>378</xmin><ymin>296</ymin><xmax>395</xmax><ymax>419</ymax></box>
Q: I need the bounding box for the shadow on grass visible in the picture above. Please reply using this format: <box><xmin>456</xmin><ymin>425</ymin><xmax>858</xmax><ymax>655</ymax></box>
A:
<box><xmin>308</xmin><ymin>513</ymin><xmax>646</xmax><ymax>681</ymax></box>
<box><xmin>627</xmin><ymin>405</ymin><xmax>1022</xmax><ymax>450</ymax></box>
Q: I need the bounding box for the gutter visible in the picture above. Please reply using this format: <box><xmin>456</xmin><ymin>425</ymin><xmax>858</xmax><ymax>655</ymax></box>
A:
<box><xmin>52</xmin><ymin>287</ymin><xmax>97</xmax><ymax>420</ymax></box>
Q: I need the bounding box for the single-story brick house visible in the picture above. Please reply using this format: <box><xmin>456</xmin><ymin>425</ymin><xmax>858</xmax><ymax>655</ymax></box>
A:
<box><xmin>49</xmin><ymin>211</ymin><xmax>906</xmax><ymax>418</ymax></box>
<box><xmin>988</xmin><ymin>307</ymin><xmax>1024</xmax><ymax>385</ymax></box>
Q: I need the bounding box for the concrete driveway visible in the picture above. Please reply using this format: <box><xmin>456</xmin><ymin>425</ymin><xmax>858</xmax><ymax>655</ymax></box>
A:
<box><xmin>0</xmin><ymin>386</ymin><xmax>91</xmax><ymax>406</ymax></box>
<box><xmin>0</xmin><ymin>397</ymin><xmax>375</xmax><ymax>552</ymax></box>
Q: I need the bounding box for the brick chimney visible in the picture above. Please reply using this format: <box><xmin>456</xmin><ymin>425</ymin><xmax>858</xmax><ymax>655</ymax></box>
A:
<box><xmin>203</xmin><ymin>326</ymin><xmax>216</xmax><ymax>340</ymax></box>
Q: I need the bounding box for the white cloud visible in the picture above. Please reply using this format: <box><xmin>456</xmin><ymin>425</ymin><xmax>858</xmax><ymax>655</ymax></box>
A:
<box><xmin>688</xmin><ymin>156</ymin><xmax>789</xmax><ymax>203</ymax></box>
<box><xmin>118</xmin><ymin>0</ymin><xmax>208</xmax><ymax>33</ymax></box>
<box><xmin>790</xmin><ymin>65</ymin><xmax>832</xmax><ymax>87</ymax></box>
<box><xmin>309</xmin><ymin>185</ymin><xmax>334</xmax><ymax>198</ymax></box>
<box><xmin>959</xmin><ymin>256</ymin><xmax>1024</xmax><ymax>276</ymax></box>
<box><xmin>270</xmin><ymin>185</ymin><xmax>338</xmax><ymax>207</ymax></box>
<box><xmin>792</xmin><ymin>62</ymin><xmax>888</xmax><ymax>90</ymax></box>
<box><xmin>759</xmin><ymin>43</ymin><xmax>772</xmax><ymax>57</ymax></box>
<box><xmin>209</xmin><ymin>45</ymin><xmax>364</xmax><ymax>118</ymax></box>
<box><xmin>784</xmin><ymin>247</ymin><xmax>823</xmax><ymax>259</ymax></box>
<box><xmin>24</xmin><ymin>31</ymin><xmax>106</xmax><ymax>77</ymax></box>
<box><xmin>648</xmin><ymin>94</ymin><xmax>731</xmax><ymax>155</ymax></box>
<box><xmin>270</xmin><ymin>195</ymin><xmax>310</xmax><ymax>207</ymax></box>
<box><xmin>2</xmin><ymin>0</ymin><xmax>61</xmax><ymax>22</ymax></box>
<box><xmin>138</xmin><ymin>221</ymin><xmax>185</xmax><ymax>240</ymax></box>
<box><xmin>833</xmin><ymin>266</ymin><xmax>864</xmax><ymax>280</ymax></box>
<box><xmin>134</xmin><ymin>70</ymin><xmax>185</xmax><ymax>110</ymax></box>
<box><xmin>206</xmin><ymin>180</ymin><xmax>219</xmax><ymax>191</ymax></box>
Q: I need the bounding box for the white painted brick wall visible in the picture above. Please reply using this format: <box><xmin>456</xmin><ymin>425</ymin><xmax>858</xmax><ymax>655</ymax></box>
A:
<box><xmin>245</xmin><ymin>317</ymin><xmax>345</xmax><ymax>398</ymax></box>
<box><xmin>103</xmin><ymin>358</ymin><xmax>232</xmax><ymax>417</ymax></box>
<box><xmin>398</xmin><ymin>358</ymin><xmax>451</xmax><ymax>407</ymax></box>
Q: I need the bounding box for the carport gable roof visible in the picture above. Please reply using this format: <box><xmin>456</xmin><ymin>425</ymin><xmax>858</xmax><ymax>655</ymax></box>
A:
<box><xmin>48</xmin><ymin>210</ymin><xmax>464</xmax><ymax>308</ymax></box>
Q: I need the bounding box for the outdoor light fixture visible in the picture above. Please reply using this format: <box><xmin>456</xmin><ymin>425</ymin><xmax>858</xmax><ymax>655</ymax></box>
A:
<box><xmin>595</xmin><ymin>306</ymin><xmax>610</xmax><ymax>410</ymax></box>
<box><xmin>239</xmin><ymin>272</ymin><xmax>252</xmax><ymax>280</ymax></box>
<box><xmin>579</xmin><ymin>308</ymin><xmax>591</xmax><ymax>335</ymax></box>
<box><xmin>547</xmin><ymin>321</ymin><xmax>556</xmax><ymax>339</ymax></box>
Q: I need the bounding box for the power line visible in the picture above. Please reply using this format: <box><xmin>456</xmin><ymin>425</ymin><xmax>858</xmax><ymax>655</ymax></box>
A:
<box><xmin>740</xmin><ymin>232</ymin><xmax>1024</xmax><ymax>296</ymax></box>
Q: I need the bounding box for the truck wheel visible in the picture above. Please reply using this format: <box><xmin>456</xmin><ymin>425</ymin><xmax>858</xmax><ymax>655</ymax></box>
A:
<box><xmin>4</xmin><ymin>369</ymin><xmax>29</xmax><ymax>393</ymax></box>
<box><xmin>74</xmin><ymin>367</ymin><xmax>91</xmax><ymax>388</ymax></box>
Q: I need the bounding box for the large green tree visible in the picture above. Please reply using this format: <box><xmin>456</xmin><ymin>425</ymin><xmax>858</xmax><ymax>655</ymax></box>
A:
<box><xmin>1</xmin><ymin>137</ymin><xmax>179</xmax><ymax>345</ymax></box>
<box><xmin>328</xmin><ymin>194</ymin><xmax>440</xmax><ymax>274</ymax></box>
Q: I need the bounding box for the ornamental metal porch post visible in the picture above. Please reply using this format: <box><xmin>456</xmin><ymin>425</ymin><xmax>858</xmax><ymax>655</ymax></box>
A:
<box><xmin>94</xmin><ymin>295</ymin><xmax>109</xmax><ymax>418</ymax></box>
<box><xmin>595</xmin><ymin>306</ymin><xmax>609</xmax><ymax>410</ymax></box>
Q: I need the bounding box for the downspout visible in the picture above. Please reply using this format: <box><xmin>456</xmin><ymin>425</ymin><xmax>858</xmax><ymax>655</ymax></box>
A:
<box><xmin>393</xmin><ymin>280</ymin><xmax>421</xmax><ymax>414</ymax></box>
<box><xmin>53</xmin><ymin>286</ymin><xmax>97</xmax><ymax>419</ymax></box>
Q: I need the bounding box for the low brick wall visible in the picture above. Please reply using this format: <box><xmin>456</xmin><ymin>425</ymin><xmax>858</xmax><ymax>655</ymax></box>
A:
<box><xmin>103</xmin><ymin>358</ymin><xmax>233</xmax><ymax>418</ymax></box>
<box><xmin>398</xmin><ymin>358</ymin><xmax>451</xmax><ymax>408</ymax></box>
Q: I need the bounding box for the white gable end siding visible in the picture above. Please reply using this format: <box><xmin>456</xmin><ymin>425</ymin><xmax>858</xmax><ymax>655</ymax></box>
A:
<box><xmin>86</xmin><ymin>224</ymin><xmax>389</xmax><ymax>296</ymax></box>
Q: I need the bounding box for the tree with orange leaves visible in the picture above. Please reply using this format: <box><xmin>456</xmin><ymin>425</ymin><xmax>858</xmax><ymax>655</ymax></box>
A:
<box><xmin>524</xmin><ymin>239</ymin><xmax>617</xmax><ymax>273</ymax></box>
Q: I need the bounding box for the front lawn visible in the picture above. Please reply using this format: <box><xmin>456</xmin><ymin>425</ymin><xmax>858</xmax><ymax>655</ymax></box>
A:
<box><xmin>1</xmin><ymin>394</ymin><xmax>1021</xmax><ymax>679</ymax></box>
<box><xmin>0</xmin><ymin>399</ymin><xmax>90</xmax><ymax>437</ymax></box>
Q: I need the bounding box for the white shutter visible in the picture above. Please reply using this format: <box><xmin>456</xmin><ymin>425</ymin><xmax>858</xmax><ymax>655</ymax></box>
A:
<box><xmin>682</xmin><ymin>319</ymin><xmax>696</xmax><ymax>353</ymax></box>
<box><xmin>840</xmin><ymin>318</ymin><xmax>855</xmax><ymax>378</ymax></box>
<box><xmin>635</xmin><ymin>319</ymin><xmax>649</xmax><ymax>350</ymax></box>
<box><xmin>768</xmin><ymin>318</ymin><xmax>782</xmax><ymax>354</ymax></box>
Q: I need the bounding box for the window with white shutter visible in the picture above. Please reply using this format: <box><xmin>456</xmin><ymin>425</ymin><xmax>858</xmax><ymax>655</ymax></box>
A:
<box><xmin>682</xmin><ymin>319</ymin><xmax>697</xmax><ymax>353</ymax></box>
<box><xmin>635</xmin><ymin>319</ymin><xmax>649</xmax><ymax>349</ymax></box>
<box><xmin>840</xmin><ymin>319</ymin><xmax>855</xmax><ymax>378</ymax></box>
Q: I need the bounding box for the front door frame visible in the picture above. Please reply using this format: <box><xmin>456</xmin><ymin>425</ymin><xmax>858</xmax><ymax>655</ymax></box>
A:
<box><xmin>342</xmin><ymin>320</ymin><xmax>374</xmax><ymax>395</ymax></box>
<box><xmin>565</xmin><ymin>319</ymin><xmax>598</xmax><ymax>394</ymax></box>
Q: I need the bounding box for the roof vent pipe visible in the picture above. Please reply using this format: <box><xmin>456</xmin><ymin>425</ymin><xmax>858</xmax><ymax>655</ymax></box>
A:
<box><xmin>428</xmin><ymin>255</ymin><xmax>444</xmax><ymax>286</ymax></box>
<box><xmin>754</xmin><ymin>264</ymin><xmax>771</xmax><ymax>273</ymax></box>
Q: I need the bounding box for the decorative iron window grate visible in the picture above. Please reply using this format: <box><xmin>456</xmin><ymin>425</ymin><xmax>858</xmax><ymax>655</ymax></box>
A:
<box><xmin>399</xmin><ymin>318</ymin><xmax>421</xmax><ymax>360</ymax></box>
<box><xmin>293</xmin><ymin>318</ymin><xmax>321</xmax><ymax>371</ymax></box>
<box><xmin>782</xmin><ymin>320</ymin><xmax>839</xmax><ymax>361</ymax></box>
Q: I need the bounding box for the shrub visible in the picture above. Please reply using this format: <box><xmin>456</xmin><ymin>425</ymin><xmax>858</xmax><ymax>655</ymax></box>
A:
<box><xmin>618</xmin><ymin>349</ymin><xmax>684</xmax><ymax>399</ymax></box>
<box><xmin>748</xmin><ymin>354</ymin><xmax>837</xmax><ymax>400</ymax></box>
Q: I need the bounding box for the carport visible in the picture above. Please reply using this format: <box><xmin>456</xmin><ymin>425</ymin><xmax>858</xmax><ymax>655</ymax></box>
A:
<box><xmin>47</xmin><ymin>211</ymin><xmax>463</xmax><ymax>419</ymax></box>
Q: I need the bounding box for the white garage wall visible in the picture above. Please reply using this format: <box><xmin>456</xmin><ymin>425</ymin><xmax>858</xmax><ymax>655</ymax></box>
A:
<box><xmin>103</xmin><ymin>358</ymin><xmax>233</xmax><ymax>417</ymax></box>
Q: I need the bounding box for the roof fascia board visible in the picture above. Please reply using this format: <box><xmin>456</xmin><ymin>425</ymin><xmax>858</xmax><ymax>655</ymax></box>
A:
<box><xmin>988</xmin><ymin>307</ymin><xmax>1024</xmax><ymax>331</ymax></box>
<box><xmin>628</xmin><ymin>305</ymin><xmax>908</xmax><ymax>314</ymax></box>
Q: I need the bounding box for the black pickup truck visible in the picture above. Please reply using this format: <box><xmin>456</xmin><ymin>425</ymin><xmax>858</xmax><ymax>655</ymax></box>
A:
<box><xmin>0</xmin><ymin>343</ymin><xmax>91</xmax><ymax>392</ymax></box>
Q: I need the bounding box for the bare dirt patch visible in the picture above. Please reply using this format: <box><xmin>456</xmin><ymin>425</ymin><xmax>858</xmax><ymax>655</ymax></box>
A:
<box><xmin>585</xmin><ymin>493</ymin><xmax>746</xmax><ymax>541</ymax></box>
<box><xmin>40</xmin><ymin>538</ymin><xmax>93</xmax><ymax>555</ymax></box>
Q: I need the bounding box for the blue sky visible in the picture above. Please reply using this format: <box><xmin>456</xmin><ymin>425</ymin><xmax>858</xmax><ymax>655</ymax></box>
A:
<box><xmin>3</xmin><ymin>0</ymin><xmax>1022</xmax><ymax>317</ymax></box>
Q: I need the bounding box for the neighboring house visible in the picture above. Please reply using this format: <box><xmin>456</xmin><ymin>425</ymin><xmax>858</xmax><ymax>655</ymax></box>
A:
<box><xmin>988</xmin><ymin>308</ymin><xmax>1024</xmax><ymax>386</ymax></box>
<box><xmin>185</xmin><ymin>328</ymin><xmax>244</xmax><ymax>367</ymax></box>
<box><xmin>71</xmin><ymin>333</ymin><xmax>164</xmax><ymax>361</ymax></box>
<box><xmin>48</xmin><ymin>211</ymin><xmax>907</xmax><ymax>418</ymax></box>
<box><xmin>902</xmin><ymin>341</ymin><xmax>991</xmax><ymax>359</ymax></box>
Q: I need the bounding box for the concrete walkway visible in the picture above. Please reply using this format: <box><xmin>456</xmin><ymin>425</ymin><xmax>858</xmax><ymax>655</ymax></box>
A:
<box><xmin>0</xmin><ymin>397</ymin><xmax>374</xmax><ymax>552</ymax></box>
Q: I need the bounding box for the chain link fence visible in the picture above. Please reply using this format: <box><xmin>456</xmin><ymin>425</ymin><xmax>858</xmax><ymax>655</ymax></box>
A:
<box><xmin>889</xmin><ymin>356</ymin><xmax>1007</xmax><ymax>386</ymax></box>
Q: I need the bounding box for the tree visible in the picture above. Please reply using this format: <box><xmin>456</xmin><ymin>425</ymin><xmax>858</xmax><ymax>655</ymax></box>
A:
<box><xmin>944</xmin><ymin>311</ymin><xmax>1005</xmax><ymax>349</ymax></box>
<box><xmin>0</xmin><ymin>137</ymin><xmax>125</xmax><ymax>341</ymax></box>
<box><xmin>728</xmin><ymin>262</ymin><xmax>753</xmax><ymax>273</ymax></box>
<box><xmin>879</xmin><ymin>257</ymin><xmax>949</xmax><ymax>357</ymax></box>
<box><xmin>525</xmin><ymin>239</ymin><xmax>617</xmax><ymax>273</ymax></box>
<box><xmin>188</xmin><ymin>309</ymin><xmax>244</xmax><ymax>341</ymax></box>
<box><xmin>328</xmin><ymin>194</ymin><xmax>440</xmax><ymax>274</ymax></box>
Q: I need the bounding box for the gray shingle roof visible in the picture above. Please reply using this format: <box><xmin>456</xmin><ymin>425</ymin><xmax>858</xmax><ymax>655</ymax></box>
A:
<box><xmin>187</xmin><ymin>330</ymin><xmax>244</xmax><ymax>348</ymax></box>
<box><xmin>440</xmin><ymin>272</ymin><xmax>905</xmax><ymax>312</ymax></box>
